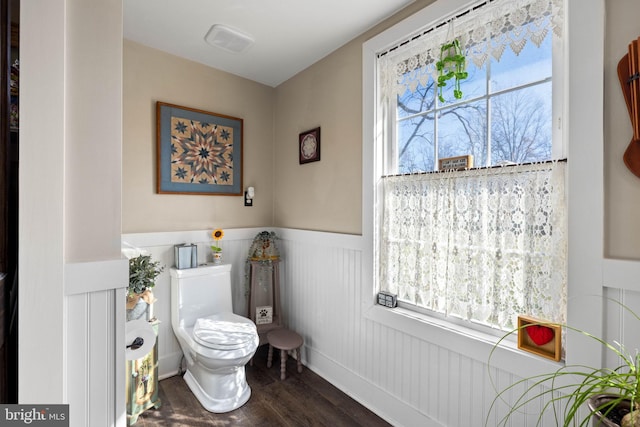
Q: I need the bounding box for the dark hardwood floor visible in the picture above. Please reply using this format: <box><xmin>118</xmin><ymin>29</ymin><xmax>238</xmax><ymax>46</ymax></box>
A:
<box><xmin>135</xmin><ymin>345</ymin><xmax>392</xmax><ymax>427</ymax></box>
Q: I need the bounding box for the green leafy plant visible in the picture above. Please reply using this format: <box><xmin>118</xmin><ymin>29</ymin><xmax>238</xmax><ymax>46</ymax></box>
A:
<box><xmin>436</xmin><ymin>38</ymin><xmax>468</xmax><ymax>103</ymax></box>
<box><xmin>128</xmin><ymin>255</ymin><xmax>164</xmax><ymax>296</ymax></box>
<box><xmin>487</xmin><ymin>300</ymin><xmax>640</xmax><ymax>427</ymax></box>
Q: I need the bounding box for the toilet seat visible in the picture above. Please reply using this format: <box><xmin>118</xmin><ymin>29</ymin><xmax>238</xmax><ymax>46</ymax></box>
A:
<box><xmin>193</xmin><ymin>313</ymin><xmax>257</xmax><ymax>351</ymax></box>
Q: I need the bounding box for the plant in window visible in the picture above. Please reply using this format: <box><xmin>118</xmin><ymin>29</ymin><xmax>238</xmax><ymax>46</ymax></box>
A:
<box><xmin>436</xmin><ymin>38</ymin><xmax>468</xmax><ymax>103</ymax></box>
<box><xmin>487</xmin><ymin>301</ymin><xmax>640</xmax><ymax>427</ymax></box>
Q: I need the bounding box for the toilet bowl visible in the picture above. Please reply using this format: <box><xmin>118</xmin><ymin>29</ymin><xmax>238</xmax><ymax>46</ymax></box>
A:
<box><xmin>170</xmin><ymin>264</ymin><xmax>259</xmax><ymax>413</ymax></box>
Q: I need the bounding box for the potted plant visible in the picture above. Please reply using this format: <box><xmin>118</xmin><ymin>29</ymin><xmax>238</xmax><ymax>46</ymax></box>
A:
<box><xmin>436</xmin><ymin>38</ymin><xmax>468</xmax><ymax>103</ymax></box>
<box><xmin>487</xmin><ymin>300</ymin><xmax>640</xmax><ymax>427</ymax></box>
<box><xmin>127</xmin><ymin>254</ymin><xmax>164</xmax><ymax>321</ymax></box>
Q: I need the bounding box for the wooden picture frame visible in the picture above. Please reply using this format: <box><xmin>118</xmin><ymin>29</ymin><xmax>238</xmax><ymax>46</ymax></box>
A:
<box><xmin>517</xmin><ymin>315</ymin><xmax>562</xmax><ymax>362</ymax></box>
<box><xmin>156</xmin><ymin>102</ymin><xmax>243</xmax><ymax>195</ymax></box>
<box><xmin>438</xmin><ymin>154</ymin><xmax>473</xmax><ymax>171</ymax></box>
<box><xmin>299</xmin><ymin>127</ymin><xmax>321</xmax><ymax>164</ymax></box>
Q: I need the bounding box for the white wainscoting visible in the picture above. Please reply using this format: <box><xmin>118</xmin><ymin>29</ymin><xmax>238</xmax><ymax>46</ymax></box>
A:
<box><xmin>122</xmin><ymin>228</ymin><xmax>640</xmax><ymax>426</ymax></box>
<box><xmin>277</xmin><ymin>228</ymin><xmax>560</xmax><ymax>426</ymax></box>
<box><xmin>65</xmin><ymin>260</ymin><xmax>128</xmax><ymax>427</ymax></box>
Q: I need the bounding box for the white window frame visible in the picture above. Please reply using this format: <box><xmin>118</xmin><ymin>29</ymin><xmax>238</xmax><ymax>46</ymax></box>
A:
<box><xmin>362</xmin><ymin>0</ymin><xmax>604</xmax><ymax>372</ymax></box>
<box><xmin>380</xmin><ymin>2</ymin><xmax>565</xmax><ymax>334</ymax></box>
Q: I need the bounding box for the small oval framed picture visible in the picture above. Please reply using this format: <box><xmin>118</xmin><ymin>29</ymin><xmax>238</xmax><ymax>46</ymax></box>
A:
<box><xmin>299</xmin><ymin>127</ymin><xmax>320</xmax><ymax>164</ymax></box>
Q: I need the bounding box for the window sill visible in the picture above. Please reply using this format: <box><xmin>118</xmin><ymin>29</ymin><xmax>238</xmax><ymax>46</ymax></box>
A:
<box><xmin>364</xmin><ymin>303</ymin><xmax>563</xmax><ymax>378</ymax></box>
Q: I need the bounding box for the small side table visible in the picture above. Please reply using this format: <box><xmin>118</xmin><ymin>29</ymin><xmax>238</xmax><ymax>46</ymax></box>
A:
<box><xmin>126</xmin><ymin>319</ymin><xmax>161</xmax><ymax>425</ymax></box>
<box><xmin>267</xmin><ymin>328</ymin><xmax>303</xmax><ymax>380</ymax></box>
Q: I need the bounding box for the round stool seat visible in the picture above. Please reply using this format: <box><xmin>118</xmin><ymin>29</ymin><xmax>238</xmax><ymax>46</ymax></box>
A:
<box><xmin>267</xmin><ymin>328</ymin><xmax>303</xmax><ymax>350</ymax></box>
<box><xmin>266</xmin><ymin>328</ymin><xmax>304</xmax><ymax>380</ymax></box>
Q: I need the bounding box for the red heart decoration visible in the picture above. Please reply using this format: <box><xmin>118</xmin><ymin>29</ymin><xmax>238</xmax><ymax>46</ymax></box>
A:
<box><xmin>526</xmin><ymin>324</ymin><xmax>555</xmax><ymax>346</ymax></box>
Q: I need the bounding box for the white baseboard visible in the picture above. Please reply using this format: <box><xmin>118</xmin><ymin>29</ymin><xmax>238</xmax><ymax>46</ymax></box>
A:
<box><xmin>159</xmin><ymin>351</ymin><xmax>183</xmax><ymax>380</ymax></box>
<box><xmin>304</xmin><ymin>346</ymin><xmax>444</xmax><ymax>427</ymax></box>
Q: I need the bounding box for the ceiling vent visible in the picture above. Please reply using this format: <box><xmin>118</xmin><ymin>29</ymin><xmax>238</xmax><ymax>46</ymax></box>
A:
<box><xmin>204</xmin><ymin>24</ymin><xmax>254</xmax><ymax>54</ymax></box>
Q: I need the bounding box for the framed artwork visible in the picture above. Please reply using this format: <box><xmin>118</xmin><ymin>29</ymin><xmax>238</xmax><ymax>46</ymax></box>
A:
<box><xmin>299</xmin><ymin>127</ymin><xmax>321</xmax><ymax>164</ymax></box>
<box><xmin>517</xmin><ymin>315</ymin><xmax>562</xmax><ymax>362</ymax></box>
<box><xmin>156</xmin><ymin>102</ymin><xmax>243</xmax><ymax>195</ymax></box>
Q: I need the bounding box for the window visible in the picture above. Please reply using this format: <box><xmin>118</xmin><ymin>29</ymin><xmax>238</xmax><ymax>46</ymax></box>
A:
<box><xmin>395</xmin><ymin>35</ymin><xmax>554</xmax><ymax>172</ymax></box>
<box><xmin>375</xmin><ymin>0</ymin><xmax>566</xmax><ymax>332</ymax></box>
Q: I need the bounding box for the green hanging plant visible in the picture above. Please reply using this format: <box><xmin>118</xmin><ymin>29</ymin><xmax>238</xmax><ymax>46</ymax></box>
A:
<box><xmin>436</xmin><ymin>38</ymin><xmax>468</xmax><ymax>103</ymax></box>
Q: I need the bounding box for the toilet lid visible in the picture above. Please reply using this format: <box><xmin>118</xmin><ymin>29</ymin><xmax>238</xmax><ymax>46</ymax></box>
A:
<box><xmin>192</xmin><ymin>313</ymin><xmax>257</xmax><ymax>350</ymax></box>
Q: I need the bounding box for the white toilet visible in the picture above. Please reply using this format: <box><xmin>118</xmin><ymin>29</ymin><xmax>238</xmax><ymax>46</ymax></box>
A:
<box><xmin>170</xmin><ymin>263</ymin><xmax>259</xmax><ymax>413</ymax></box>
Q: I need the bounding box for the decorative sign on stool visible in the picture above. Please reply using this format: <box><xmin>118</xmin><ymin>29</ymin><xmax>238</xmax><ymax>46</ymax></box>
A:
<box><xmin>247</xmin><ymin>231</ymin><xmax>282</xmax><ymax>345</ymax></box>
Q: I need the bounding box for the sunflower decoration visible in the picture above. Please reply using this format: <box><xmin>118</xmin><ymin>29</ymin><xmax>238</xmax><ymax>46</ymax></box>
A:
<box><xmin>211</xmin><ymin>228</ymin><xmax>224</xmax><ymax>252</ymax></box>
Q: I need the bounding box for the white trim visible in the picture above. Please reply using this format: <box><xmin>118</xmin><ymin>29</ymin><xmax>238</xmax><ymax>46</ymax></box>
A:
<box><xmin>603</xmin><ymin>258</ymin><xmax>640</xmax><ymax>291</ymax></box>
<box><xmin>275</xmin><ymin>227</ymin><xmax>363</xmax><ymax>250</ymax></box>
<box><xmin>563</xmin><ymin>0</ymin><xmax>605</xmax><ymax>368</ymax></box>
<box><xmin>304</xmin><ymin>346</ymin><xmax>444</xmax><ymax>427</ymax></box>
<box><xmin>122</xmin><ymin>227</ymin><xmax>364</xmax><ymax>251</ymax></box>
<box><xmin>122</xmin><ymin>227</ymin><xmax>269</xmax><ymax>248</ymax></box>
<box><xmin>363</xmin><ymin>0</ymin><xmax>605</xmax><ymax>371</ymax></box>
<box><xmin>364</xmin><ymin>304</ymin><xmax>563</xmax><ymax>378</ymax></box>
<box><xmin>115</xmin><ymin>287</ymin><xmax>127</xmax><ymax>427</ymax></box>
<box><xmin>158</xmin><ymin>351</ymin><xmax>183</xmax><ymax>380</ymax></box>
<box><xmin>65</xmin><ymin>259</ymin><xmax>129</xmax><ymax>296</ymax></box>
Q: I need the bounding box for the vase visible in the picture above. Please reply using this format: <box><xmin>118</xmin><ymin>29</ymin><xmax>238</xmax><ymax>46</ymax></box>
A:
<box><xmin>213</xmin><ymin>251</ymin><xmax>223</xmax><ymax>264</ymax></box>
<box><xmin>127</xmin><ymin>295</ymin><xmax>149</xmax><ymax>321</ymax></box>
<box><xmin>587</xmin><ymin>394</ymin><xmax>632</xmax><ymax>427</ymax></box>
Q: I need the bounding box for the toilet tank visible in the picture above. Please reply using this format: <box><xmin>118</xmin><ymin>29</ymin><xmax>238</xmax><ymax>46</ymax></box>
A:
<box><xmin>170</xmin><ymin>263</ymin><xmax>233</xmax><ymax>329</ymax></box>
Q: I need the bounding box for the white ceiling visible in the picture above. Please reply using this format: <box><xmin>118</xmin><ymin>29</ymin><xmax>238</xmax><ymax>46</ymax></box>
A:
<box><xmin>123</xmin><ymin>0</ymin><xmax>415</xmax><ymax>87</ymax></box>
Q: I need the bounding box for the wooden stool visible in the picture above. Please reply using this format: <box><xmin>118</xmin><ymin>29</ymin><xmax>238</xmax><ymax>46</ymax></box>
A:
<box><xmin>266</xmin><ymin>328</ymin><xmax>303</xmax><ymax>380</ymax></box>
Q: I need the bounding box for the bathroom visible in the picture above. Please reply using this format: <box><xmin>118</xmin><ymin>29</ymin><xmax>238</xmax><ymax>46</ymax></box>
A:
<box><xmin>14</xmin><ymin>0</ymin><xmax>640</xmax><ymax>426</ymax></box>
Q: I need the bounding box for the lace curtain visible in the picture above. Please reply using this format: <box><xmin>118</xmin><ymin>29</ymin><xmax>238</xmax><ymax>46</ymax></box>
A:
<box><xmin>379</xmin><ymin>0</ymin><xmax>564</xmax><ymax>100</ymax></box>
<box><xmin>379</xmin><ymin>162</ymin><xmax>567</xmax><ymax>331</ymax></box>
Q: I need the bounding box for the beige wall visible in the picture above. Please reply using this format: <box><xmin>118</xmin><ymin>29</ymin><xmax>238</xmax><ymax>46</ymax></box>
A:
<box><xmin>123</xmin><ymin>0</ymin><xmax>640</xmax><ymax>259</ymax></box>
<box><xmin>123</xmin><ymin>40</ymin><xmax>275</xmax><ymax>233</ymax></box>
<box><xmin>273</xmin><ymin>40</ymin><xmax>363</xmax><ymax>234</ymax></box>
<box><xmin>122</xmin><ymin>2</ymin><xmax>433</xmax><ymax>236</ymax></box>
<box><xmin>273</xmin><ymin>0</ymin><xmax>640</xmax><ymax>258</ymax></box>
<box><xmin>604</xmin><ymin>0</ymin><xmax>640</xmax><ymax>259</ymax></box>
<box><xmin>66</xmin><ymin>0</ymin><xmax>123</xmax><ymax>261</ymax></box>
<box><xmin>273</xmin><ymin>0</ymin><xmax>436</xmax><ymax>235</ymax></box>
